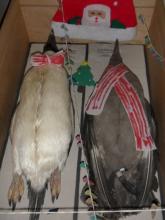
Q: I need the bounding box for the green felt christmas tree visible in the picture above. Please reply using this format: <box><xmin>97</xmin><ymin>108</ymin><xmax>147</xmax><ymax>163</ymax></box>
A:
<box><xmin>72</xmin><ymin>61</ymin><xmax>96</xmax><ymax>87</ymax></box>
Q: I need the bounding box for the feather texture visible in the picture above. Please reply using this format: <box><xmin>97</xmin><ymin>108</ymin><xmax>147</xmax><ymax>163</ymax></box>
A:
<box><xmin>10</xmin><ymin>64</ymin><xmax>73</xmax><ymax>191</ymax></box>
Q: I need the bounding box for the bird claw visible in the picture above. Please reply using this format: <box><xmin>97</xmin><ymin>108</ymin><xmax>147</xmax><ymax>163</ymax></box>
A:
<box><xmin>50</xmin><ymin>168</ymin><xmax>61</xmax><ymax>203</ymax></box>
<box><xmin>18</xmin><ymin>195</ymin><xmax>22</xmax><ymax>202</ymax></box>
<box><xmin>8</xmin><ymin>174</ymin><xmax>24</xmax><ymax>210</ymax></box>
<box><xmin>8</xmin><ymin>199</ymin><xmax>11</xmax><ymax>207</ymax></box>
<box><xmin>51</xmin><ymin>195</ymin><xmax>55</xmax><ymax>203</ymax></box>
<box><xmin>12</xmin><ymin>202</ymin><xmax>16</xmax><ymax>211</ymax></box>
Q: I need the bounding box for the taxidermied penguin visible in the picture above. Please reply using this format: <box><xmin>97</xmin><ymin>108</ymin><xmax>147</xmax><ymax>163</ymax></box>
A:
<box><xmin>82</xmin><ymin>40</ymin><xmax>159</xmax><ymax>219</ymax></box>
<box><xmin>8</xmin><ymin>31</ymin><xmax>74</xmax><ymax>220</ymax></box>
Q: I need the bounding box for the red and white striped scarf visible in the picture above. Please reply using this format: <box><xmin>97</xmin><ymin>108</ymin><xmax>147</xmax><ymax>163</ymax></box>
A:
<box><xmin>31</xmin><ymin>50</ymin><xmax>65</xmax><ymax>67</ymax></box>
<box><xmin>86</xmin><ymin>63</ymin><xmax>156</xmax><ymax>151</ymax></box>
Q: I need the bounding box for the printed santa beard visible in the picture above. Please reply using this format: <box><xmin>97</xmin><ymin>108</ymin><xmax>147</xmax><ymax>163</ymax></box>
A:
<box><xmin>81</xmin><ymin>4</ymin><xmax>111</xmax><ymax>27</ymax></box>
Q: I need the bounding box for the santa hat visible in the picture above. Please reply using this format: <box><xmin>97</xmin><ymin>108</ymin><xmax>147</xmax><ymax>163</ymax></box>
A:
<box><xmin>52</xmin><ymin>0</ymin><xmax>137</xmax><ymax>42</ymax></box>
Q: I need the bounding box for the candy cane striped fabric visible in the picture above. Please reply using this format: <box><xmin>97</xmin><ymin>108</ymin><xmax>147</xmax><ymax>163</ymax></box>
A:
<box><xmin>115</xmin><ymin>77</ymin><xmax>156</xmax><ymax>151</ymax></box>
<box><xmin>86</xmin><ymin>64</ymin><xmax>128</xmax><ymax>114</ymax></box>
<box><xmin>86</xmin><ymin>64</ymin><xmax>156</xmax><ymax>151</ymax></box>
<box><xmin>31</xmin><ymin>50</ymin><xmax>65</xmax><ymax>67</ymax></box>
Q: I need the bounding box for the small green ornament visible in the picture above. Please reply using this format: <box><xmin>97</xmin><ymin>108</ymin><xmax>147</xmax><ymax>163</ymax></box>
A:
<box><xmin>72</xmin><ymin>61</ymin><xmax>96</xmax><ymax>87</ymax></box>
<box><xmin>80</xmin><ymin>161</ymin><xmax>89</xmax><ymax>169</ymax></box>
<box><xmin>85</xmin><ymin>190</ymin><xmax>97</xmax><ymax>199</ymax></box>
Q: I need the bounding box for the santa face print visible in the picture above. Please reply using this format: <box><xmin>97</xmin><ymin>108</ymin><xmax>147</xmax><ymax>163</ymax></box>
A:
<box><xmin>88</xmin><ymin>9</ymin><xmax>106</xmax><ymax>25</ymax></box>
<box><xmin>82</xmin><ymin>4</ymin><xmax>111</xmax><ymax>27</ymax></box>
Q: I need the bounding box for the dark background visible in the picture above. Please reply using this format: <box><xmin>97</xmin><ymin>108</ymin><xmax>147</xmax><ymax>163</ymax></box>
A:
<box><xmin>0</xmin><ymin>0</ymin><xmax>10</xmax><ymax>27</ymax></box>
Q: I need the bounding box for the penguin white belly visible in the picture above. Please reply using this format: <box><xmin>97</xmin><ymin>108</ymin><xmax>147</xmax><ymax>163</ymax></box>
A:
<box><xmin>11</xmin><ymin>64</ymin><xmax>72</xmax><ymax>191</ymax></box>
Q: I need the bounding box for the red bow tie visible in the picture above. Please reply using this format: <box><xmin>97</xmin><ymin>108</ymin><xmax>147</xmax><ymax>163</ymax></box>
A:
<box><xmin>31</xmin><ymin>51</ymin><xmax>65</xmax><ymax>67</ymax></box>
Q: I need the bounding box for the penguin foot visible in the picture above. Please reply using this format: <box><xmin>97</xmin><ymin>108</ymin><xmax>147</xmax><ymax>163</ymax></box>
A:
<box><xmin>50</xmin><ymin>168</ymin><xmax>61</xmax><ymax>203</ymax></box>
<box><xmin>8</xmin><ymin>173</ymin><xmax>24</xmax><ymax>210</ymax></box>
